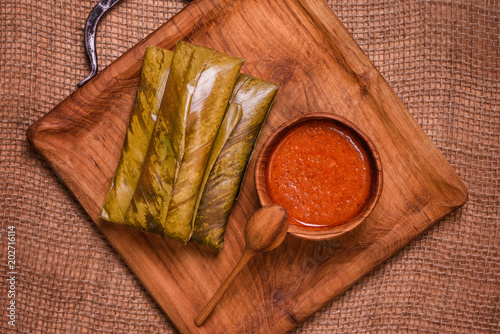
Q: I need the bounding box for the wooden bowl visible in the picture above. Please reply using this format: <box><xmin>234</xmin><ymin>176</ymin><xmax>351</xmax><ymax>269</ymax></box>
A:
<box><xmin>255</xmin><ymin>113</ymin><xmax>383</xmax><ymax>241</ymax></box>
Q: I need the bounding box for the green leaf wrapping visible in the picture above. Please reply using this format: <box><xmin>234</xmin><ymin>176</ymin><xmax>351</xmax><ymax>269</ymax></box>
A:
<box><xmin>191</xmin><ymin>74</ymin><xmax>279</xmax><ymax>250</ymax></box>
<box><xmin>162</xmin><ymin>51</ymin><xmax>244</xmax><ymax>243</ymax></box>
<box><xmin>122</xmin><ymin>41</ymin><xmax>217</xmax><ymax>235</ymax></box>
<box><xmin>100</xmin><ymin>47</ymin><xmax>174</xmax><ymax>223</ymax></box>
<box><xmin>124</xmin><ymin>41</ymin><xmax>244</xmax><ymax>242</ymax></box>
<box><xmin>190</xmin><ymin>102</ymin><xmax>243</xmax><ymax>228</ymax></box>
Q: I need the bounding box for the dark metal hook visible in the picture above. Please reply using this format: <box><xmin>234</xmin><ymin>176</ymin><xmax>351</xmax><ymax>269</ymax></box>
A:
<box><xmin>77</xmin><ymin>0</ymin><xmax>123</xmax><ymax>87</ymax></box>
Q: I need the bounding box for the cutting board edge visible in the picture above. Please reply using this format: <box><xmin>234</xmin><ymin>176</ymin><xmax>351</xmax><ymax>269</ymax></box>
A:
<box><xmin>299</xmin><ymin>0</ymin><xmax>469</xmax><ymax>205</ymax></box>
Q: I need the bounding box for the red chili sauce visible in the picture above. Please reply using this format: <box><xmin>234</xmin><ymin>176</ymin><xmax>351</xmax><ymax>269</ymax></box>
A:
<box><xmin>266</xmin><ymin>120</ymin><xmax>372</xmax><ymax>227</ymax></box>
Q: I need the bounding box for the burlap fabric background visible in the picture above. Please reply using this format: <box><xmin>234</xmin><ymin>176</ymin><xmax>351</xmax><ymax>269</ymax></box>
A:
<box><xmin>1</xmin><ymin>0</ymin><xmax>498</xmax><ymax>332</ymax></box>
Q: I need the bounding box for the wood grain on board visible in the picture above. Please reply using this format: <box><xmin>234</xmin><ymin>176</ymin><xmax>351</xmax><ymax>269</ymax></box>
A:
<box><xmin>27</xmin><ymin>0</ymin><xmax>467</xmax><ymax>333</ymax></box>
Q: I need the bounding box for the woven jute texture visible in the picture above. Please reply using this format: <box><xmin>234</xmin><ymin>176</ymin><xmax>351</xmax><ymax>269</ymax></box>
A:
<box><xmin>1</xmin><ymin>0</ymin><xmax>498</xmax><ymax>332</ymax></box>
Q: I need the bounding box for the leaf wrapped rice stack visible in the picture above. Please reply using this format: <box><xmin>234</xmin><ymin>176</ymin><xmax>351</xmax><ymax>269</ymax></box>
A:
<box><xmin>191</xmin><ymin>74</ymin><xmax>279</xmax><ymax>250</ymax></box>
<box><xmin>124</xmin><ymin>41</ymin><xmax>244</xmax><ymax>242</ymax></box>
<box><xmin>100</xmin><ymin>47</ymin><xmax>174</xmax><ymax>223</ymax></box>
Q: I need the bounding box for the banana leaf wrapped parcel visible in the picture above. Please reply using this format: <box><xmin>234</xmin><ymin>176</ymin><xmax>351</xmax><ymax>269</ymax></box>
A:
<box><xmin>191</xmin><ymin>74</ymin><xmax>279</xmax><ymax>250</ymax></box>
<box><xmin>100</xmin><ymin>47</ymin><xmax>174</xmax><ymax>223</ymax></box>
<box><xmin>100</xmin><ymin>41</ymin><xmax>280</xmax><ymax>249</ymax></box>
<box><xmin>190</xmin><ymin>102</ymin><xmax>243</xmax><ymax>233</ymax></box>
<box><xmin>124</xmin><ymin>41</ymin><xmax>244</xmax><ymax>243</ymax></box>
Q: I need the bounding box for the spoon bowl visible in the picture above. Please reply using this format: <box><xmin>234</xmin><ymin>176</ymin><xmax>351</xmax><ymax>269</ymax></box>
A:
<box><xmin>244</xmin><ymin>204</ymin><xmax>289</xmax><ymax>253</ymax></box>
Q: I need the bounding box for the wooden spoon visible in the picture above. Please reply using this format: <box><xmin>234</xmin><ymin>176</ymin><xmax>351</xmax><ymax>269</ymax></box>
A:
<box><xmin>194</xmin><ymin>204</ymin><xmax>289</xmax><ymax>327</ymax></box>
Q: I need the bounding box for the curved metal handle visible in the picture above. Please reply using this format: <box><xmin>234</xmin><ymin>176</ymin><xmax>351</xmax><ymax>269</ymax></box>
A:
<box><xmin>77</xmin><ymin>0</ymin><xmax>123</xmax><ymax>87</ymax></box>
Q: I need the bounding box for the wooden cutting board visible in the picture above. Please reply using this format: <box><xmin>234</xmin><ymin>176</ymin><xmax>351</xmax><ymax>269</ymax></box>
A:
<box><xmin>27</xmin><ymin>0</ymin><xmax>468</xmax><ymax>332</ymax></box>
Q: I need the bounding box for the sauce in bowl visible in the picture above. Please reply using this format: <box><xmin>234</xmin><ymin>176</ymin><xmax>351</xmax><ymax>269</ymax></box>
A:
<box><xmin>266</xmin><ymin>119</ymin><xmax>373</xmax><ymax>228</ymax></box>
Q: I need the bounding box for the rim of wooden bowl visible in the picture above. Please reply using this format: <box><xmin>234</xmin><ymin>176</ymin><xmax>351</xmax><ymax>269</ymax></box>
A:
<box><xmin>255</xmin><ymin>113</ymin><xmax>383</xmax><ymax>241</ymax></box>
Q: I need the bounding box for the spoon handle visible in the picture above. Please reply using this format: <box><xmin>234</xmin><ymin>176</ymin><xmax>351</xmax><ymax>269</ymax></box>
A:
<box><xmin>195</xmin><ymin>248</ymin><xmax>256</xmax><ymax>327</ymax></box>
